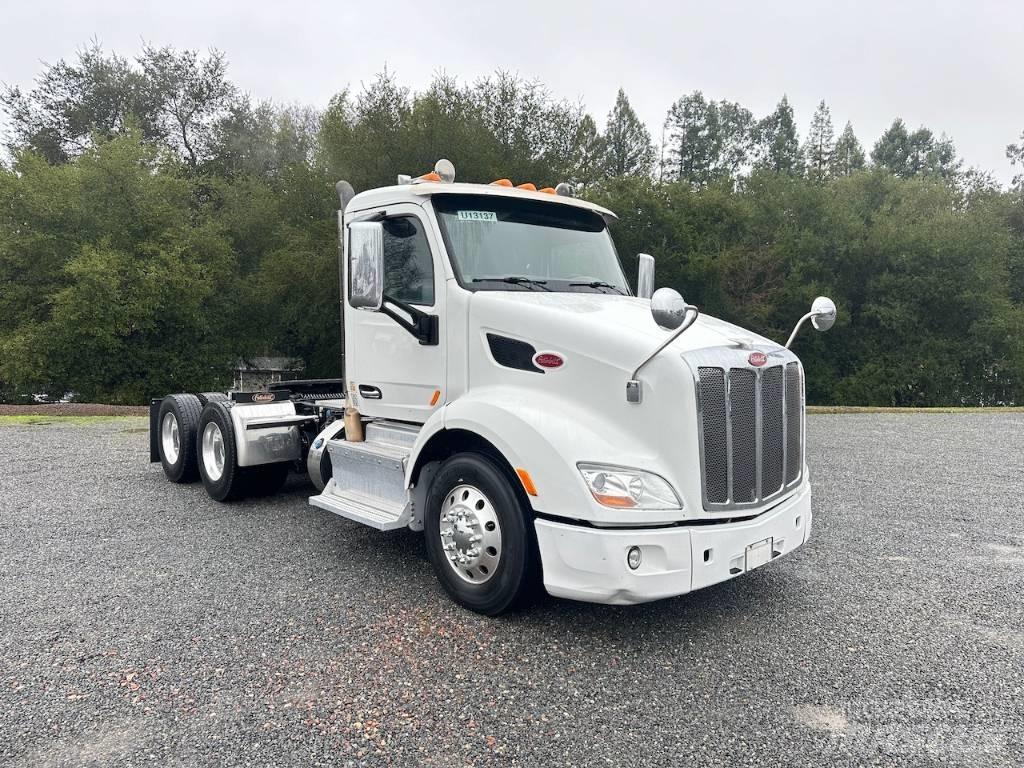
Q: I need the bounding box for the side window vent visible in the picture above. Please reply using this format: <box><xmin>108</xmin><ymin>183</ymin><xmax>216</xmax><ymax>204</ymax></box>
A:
<box><xmin>486</xmin><ymin>334</ymin><xmax>543</xmax><ymax>374</ymax></box>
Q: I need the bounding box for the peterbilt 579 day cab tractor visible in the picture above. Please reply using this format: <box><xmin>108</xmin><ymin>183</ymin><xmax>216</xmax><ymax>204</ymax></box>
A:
<box><xmin>150</xmin><ymin>159</ymin><xmax>837</xmax><ymax>615</ymax></box>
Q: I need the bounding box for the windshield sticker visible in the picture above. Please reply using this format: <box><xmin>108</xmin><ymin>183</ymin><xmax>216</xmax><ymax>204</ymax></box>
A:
<box><xmin>457</xmin><ymin>210</ymin><xmax>497</xmax><ymax>222</ymax></box>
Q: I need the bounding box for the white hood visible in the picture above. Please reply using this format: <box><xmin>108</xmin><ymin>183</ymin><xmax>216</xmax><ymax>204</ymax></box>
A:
<box><xmin>470</xmin><ymin>291</ymin><xmax>781</xmax><ymax>370</ymax></box>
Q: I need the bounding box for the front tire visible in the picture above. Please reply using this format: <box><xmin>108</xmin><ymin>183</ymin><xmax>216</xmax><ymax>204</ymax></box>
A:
<box><xmin>424</xmin><ymin>453</ymin><xmax>536</xmax><ymax>615</ymax></box>
<box><xmin>157</xmin><ymin>394</ymin><xmax>202</xmax><ymax>483</ymax></box>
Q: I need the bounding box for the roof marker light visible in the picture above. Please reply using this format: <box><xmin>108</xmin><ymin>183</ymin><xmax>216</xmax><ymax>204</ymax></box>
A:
<box><xmin>539</xmin><ymin>187</ymin><xmax>556</xmax><ymax>194</ymax></box>
<box><xmin>491</xmin><ymin>178</ymin><xmax>513</xmax><ymax>187</ymax></box>
<box><xmin>516</xmin><ymin>182</ymin><xmax>537</xmax><ymax>191</ymax></box>
<box><xmin>418</xmin><ymin>171</ymin><xmax>442</xmax><ymax>182</ymax></box>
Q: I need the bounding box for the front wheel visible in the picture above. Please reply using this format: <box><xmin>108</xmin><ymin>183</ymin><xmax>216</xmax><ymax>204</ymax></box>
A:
<box><xmin>424</xmin><ymin>453</ymin><xmax>536</xmax><ymax>615</ymax></box>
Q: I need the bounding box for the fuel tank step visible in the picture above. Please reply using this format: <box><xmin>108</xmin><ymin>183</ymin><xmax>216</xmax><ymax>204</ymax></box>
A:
<box><xmin>364</xmin><ymin>420</ymin><xmax>420</xmax><ymax>449</ymax></box>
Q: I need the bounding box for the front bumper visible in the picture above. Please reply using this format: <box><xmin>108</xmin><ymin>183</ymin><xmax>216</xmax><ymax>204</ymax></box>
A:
<box><xmin>534</xmin><ymin>484</ymin><xmax>811</xmax><ymax>605</ymax></box>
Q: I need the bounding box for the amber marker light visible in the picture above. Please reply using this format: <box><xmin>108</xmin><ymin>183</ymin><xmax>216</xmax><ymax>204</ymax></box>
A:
<box><xmin>515</xmin><ymin>468</ymin><xmax>538</xmax><ymax>497</ymax></box>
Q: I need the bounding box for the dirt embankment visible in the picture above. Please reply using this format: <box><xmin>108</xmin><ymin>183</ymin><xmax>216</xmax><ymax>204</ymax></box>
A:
<box><xmin>0</xmin><ymin>403</ymin><xmax>148</xmax><ymax>416</ymax></box>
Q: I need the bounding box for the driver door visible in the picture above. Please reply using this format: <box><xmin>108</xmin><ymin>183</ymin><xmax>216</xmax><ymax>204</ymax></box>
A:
<box><xmin>345</xmin><ymin>204</ymin><xmax>446</xmax><ymax>424</ymax></box>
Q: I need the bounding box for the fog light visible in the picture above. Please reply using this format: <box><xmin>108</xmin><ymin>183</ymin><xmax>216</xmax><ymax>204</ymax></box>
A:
<box><xmin>627</xmin><ymin>546</ymin><xmax>642</xmax><ymax>570</ymax></box>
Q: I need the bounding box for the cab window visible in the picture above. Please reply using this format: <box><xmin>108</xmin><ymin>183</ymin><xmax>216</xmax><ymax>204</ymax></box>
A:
<box><xmin>383</xmin><ymin>216</ymin><xmax>434</xmax><ymax>306</ymax></box>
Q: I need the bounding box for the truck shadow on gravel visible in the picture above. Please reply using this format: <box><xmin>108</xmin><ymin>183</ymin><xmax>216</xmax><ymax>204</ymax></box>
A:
<box><xmin>290</xmin><ymin>501</ymin><xmax>796</xmax><ymax>641</ymax></box>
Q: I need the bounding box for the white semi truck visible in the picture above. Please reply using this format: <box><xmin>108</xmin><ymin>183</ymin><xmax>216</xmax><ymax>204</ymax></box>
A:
<box><xmin>150</xmin><ymin>160</ymin><xmax>837</xmax><ymax>615</ymax></box>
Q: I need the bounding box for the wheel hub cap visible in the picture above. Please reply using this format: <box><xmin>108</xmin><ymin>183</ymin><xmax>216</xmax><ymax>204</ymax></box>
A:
<box><xmin>201</xmin><ymin>422</ymin><xmax>225</xmax><ymax>481</ymax></box>
<box><xmin>161</xmin><ymin>413</ymin><xmax>180</xmax><ymax>464</ymax></box>
<box><xmin>439</xmin><ymin>484</ymin><xmax>502</xmax><ymax>584</ymax></box>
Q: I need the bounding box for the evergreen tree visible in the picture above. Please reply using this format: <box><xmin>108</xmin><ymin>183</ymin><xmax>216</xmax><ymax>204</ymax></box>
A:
<box><xmin>664</xmin><ymin>91</ymin><xmax>754</xmax><ymax>185</ymax></box>
<box><xmin>601</xmin><ymin>88</ymin><xmax>655</xmax><ymax>179</ymax></box>
<box><xmin>802</xmin><ymin>100</ymin><xmax>835</xmax><ymax>182</ymax></box>
<box><xmin>828</xmin><ymin>121</ymin><xmax>865</xmax><ymax>177</ymax></box>
<box><xmin>754</xmin><ymin>96</ymin><xmax>802</xmax><ymax>174</ymax></box>
<box><xmin>871</xmin><ymin>118</ymin><xmax>960</xmax><ymax>179</ymax></box>
<box><xmin>1008</xmin><ymin>131</ymin><xmax>1024</xmax><ymax>189</ymax></box>
<box><xmin>569</xmin><ymin>114</ymin><xmax>606</xmax><ymax>189</ymax></box>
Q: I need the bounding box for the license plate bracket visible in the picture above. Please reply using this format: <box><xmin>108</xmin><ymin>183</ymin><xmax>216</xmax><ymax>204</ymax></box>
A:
<box><xmin>745</xmin><ymin>538</ymin><xmax>773</xmax><ymax>571</ymax></box>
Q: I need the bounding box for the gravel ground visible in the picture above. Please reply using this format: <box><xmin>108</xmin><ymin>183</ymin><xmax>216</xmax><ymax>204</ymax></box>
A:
<box><xmin>1</xmin><ymin>414</ymin><xmax>1022</xmax><ymax>767</ymax></box>
<box><xmin>0</xmin><ymin>404</ymin><xmax>148</xmax><ymax>416</ymax></box>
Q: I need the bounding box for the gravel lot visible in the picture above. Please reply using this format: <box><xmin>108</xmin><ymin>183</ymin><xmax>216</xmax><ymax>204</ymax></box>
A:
<box><xmin>1</xmin><ymin>414</ymin><xmax>1022</xmax><ymax>767</ymax></box>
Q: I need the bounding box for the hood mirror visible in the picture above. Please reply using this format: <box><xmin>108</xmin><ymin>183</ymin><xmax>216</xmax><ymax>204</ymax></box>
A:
<box><xmin>786</xmin><ymin>295</ymin><xmax>838</xmax><ymax>348</ymax></box>
<box><xmin>810</xmin><ymin>296</ymin><xmax>837</xmax><ymax>332</ymax></box>
<box><xmin>627</xmin><ymin>288</ymin><xmax>700</xmax><ymax>403</ymax></box>
<box><xmin>650</xmin><ymin>287</ymin><xmax>690</xmax><ymax>330</ymax></box>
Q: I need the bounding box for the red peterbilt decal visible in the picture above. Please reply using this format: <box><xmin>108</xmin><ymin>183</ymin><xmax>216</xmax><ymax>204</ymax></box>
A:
<box><xmin>533</xmin><ymin>352</ymin><xmax>564</xmax><ymax>369</ymax></box>
<box><xmin>252</xmin><ymin>392</ymin><xmax>275</xmax><ymax>402</ymax></box>
<box><xmin>748</xmin><ymin>351</ymin><xmax>768</xmax><ymax>367</ymax></box>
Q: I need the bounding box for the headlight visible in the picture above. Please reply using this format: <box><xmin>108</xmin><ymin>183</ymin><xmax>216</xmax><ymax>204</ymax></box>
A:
<box><xmin>577</xmin><ymin>463</ymin><xmax>681</xmax><ymax>510</ymax></box>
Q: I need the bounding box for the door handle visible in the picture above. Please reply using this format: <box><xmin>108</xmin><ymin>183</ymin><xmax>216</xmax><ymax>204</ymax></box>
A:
<box><xmin>358</xmin><ymin>385</ymin><xmax>382</xmax><ymax>400</ymax></box>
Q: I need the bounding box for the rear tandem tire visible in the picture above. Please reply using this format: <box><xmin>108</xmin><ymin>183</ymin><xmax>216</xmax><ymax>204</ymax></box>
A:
<box><xmin>157</xmin><ymin>394</ymin><xmax>202</xmax><ymax>483</ymax></box>
<box><xmin>245</xmin><ymin>462</ymin><xmax>290</xmax><ymax>497</ymax></box>
<box><xmin>196</xmin><ymin>392</ymin><xmax>229</xmax><ymax>406</ymax></box>
<box><xmin>196</xmin><ymin>401</ymin><xmax>248</xmax><ymax>502</ymax></box>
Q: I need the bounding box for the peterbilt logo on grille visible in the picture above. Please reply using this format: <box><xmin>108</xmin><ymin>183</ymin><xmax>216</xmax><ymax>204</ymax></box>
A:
<box><xmin>252</xmin><ymin>392</ymin><xmax>275</xmax><ymax>402</ymax></box>
<box><xmin>748</xmin><ymin>351</ymin><xmax>768</xmax><ymax>367</ymax></box>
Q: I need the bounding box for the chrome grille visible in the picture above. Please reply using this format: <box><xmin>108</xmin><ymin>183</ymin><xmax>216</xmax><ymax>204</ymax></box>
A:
<box><xmin>728</xmin><ymin>369</ymin><xmax>757</xmax><ymax>503</ymax></box>
<box><xmin>690</xmin><ymin>348</ymin><xmax>804</xmax><ymax>511</ymax></box>
<box><xmin>698</xmin><ymin>368</ymin><xmax>729</xmax><ymax>503</ymax></box>
<box><xmin>785</xmin><ymin>362</ymin><xmax>803</xmax><ymax>485</ymax></box>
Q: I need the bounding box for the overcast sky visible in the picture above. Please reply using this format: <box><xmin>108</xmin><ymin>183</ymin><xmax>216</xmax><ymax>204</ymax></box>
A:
<box><xmin>3</xmin><ymin>0</ymin><xmax>1022</xmax><ymax>182</ymax></box>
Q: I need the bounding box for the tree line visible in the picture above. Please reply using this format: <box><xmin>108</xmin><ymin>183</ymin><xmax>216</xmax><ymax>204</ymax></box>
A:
<box><xmin>2</xmin><ymin>43</ymin><xmax>1023</xmax><ymax>405</ymax></box>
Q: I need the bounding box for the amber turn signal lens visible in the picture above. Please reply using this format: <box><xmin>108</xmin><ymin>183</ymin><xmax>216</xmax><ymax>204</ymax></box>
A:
<box><xmin>515</xmin><ymin>468</ymin><xmax>538</xmax><ymax>496</ymax></box>
<box><xmin>490</xmin><ymin>178</ymin><xmax>513</xmax><ymax>187</ymax></box>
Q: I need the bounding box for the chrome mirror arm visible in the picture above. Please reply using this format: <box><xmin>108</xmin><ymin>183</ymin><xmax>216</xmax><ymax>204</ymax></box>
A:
<box><xmin>785</xmin><ymin>311</ymin><xmax>814</xmax><ymax>349</ymax></box>
<box><xmin>626</xmin><ymin>306</ymin><xmax>700</xmax><ymax>403</ymax></box>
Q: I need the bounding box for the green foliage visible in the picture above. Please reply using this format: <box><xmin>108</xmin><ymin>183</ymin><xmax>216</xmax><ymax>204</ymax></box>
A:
<box><xmin>601</xmin><ymin>89</ymin><xmax>654</xmax><ymax>180</ymax></box>
<box><xmin>3</xmin><ymin>46</ymin><xmax>1024</xmax><ymax>407</ymax></box>
<box><xmin>664</xmin><ymin>91</ymin><xmax>755</xmax><ymax>185</ymax></box>
<box><xmin>803</xmin><ymin>101</ymin><xmax>835</xmax><ymax>183</ymax></box>
<box><xmin>871</xmin><ymin>118</ymin><xmax>961</xmax><ymax>179</ymax></box>
<box><xmin>754</xmin><ymin>96</ymin><xmax>803</xmax><ymax>175</ymax></box>
<box><xmin>829</xmin><ymin>122</ymin><xmax>865</xmax><ymax>178</ymax></box>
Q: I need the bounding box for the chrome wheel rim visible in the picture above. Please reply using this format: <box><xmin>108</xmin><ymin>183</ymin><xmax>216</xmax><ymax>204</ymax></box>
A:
<box><xmin>439</xmin><ymin>484</ymin><xmax>502</xmax><ymax>584</ymax></box>
<box><xmin>201</xmin><ymin>422</ymin><xmax>225</xmax><ymax>482</ymax></box>
<box><xmin>161</xmin><ymin>413</ymin><xmax>180</xmax><ymax>465</ymax></box>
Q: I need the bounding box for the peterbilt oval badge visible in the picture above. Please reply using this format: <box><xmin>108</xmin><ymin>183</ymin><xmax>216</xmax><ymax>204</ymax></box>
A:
<box><xmin>252</xmin><ymin>392</ymin><xmax>275</xmax><ymax>402</ymax></box>
<box><xmin>533</xmin><ymin>352</ymin><xmax>565</xmax><ymax>369</ymax></box>
<box><xmin>748</xmin><ymin>351</ymin><xmax>768</xmax><ymax>367</ymax></box>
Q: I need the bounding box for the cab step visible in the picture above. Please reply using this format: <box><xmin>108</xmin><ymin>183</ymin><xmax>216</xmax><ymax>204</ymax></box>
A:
<box><xmin>308</xmin><ymin>486</ymin><xmax>408</xmax><ymax>530</ymax></box>
<box><xmin>306</xmin><ymin>422</ymin><xmax>422</xmax><ymax>531</ymax></box>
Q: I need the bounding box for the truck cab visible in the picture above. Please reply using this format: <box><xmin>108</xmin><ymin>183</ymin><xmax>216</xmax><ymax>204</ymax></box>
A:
<box><xmin>151</xmin><ymin>160</ymin><xmax>837</xmax><ymax>615</ymax></box>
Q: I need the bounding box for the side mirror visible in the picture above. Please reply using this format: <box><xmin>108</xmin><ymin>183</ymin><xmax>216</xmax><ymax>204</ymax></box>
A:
<box><xmin>637</xmin><ymin>253</ymin><xmax>655</xmax><ymax>300</ymax></box>
<box><xmin>349</xmin><ymin>222</ymin><xmax>384</xmax><ymax>310</ymax></box>
<box><xmin>810</xmin><ymin>296</ymin><xmax>837</xmax><ymax>332</ymax></box>
<box><xmin>650</xmin><ymin>287</ymin><xmax>690</xmax><ymax>330</ymax></box>
<box><xmin>785</xmin><ymin>295</ymin><xmax>837</xmax><ymax>348</ymax></box>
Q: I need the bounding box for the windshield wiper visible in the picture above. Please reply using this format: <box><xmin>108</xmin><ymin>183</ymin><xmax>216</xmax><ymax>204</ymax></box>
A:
<box><xmin>472</xmin><ymin>276</ymin><xmax>551</xmax><ymax>291</ymax></box>
<box><xmin>568</xmin><ymin>280</ymin><xmax>625</xmax><ymax>294</ymax></box>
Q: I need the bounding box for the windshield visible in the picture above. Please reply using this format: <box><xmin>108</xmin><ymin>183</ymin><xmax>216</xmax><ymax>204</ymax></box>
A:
<box><xmin>433</xmin><ymin>194</ymin><xmax>630</xmax><ymax>294</ymax></box>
